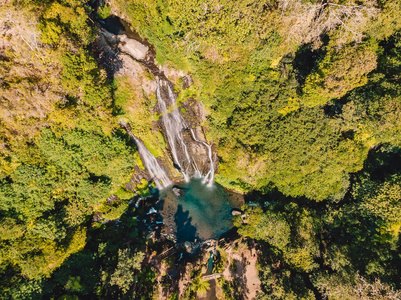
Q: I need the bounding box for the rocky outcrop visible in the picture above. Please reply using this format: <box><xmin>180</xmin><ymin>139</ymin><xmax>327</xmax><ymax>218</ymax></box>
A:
<box><xmin>99</xmin><ymin>28</ymin><xmax>149</xmax><ymax>61</ymax></box>
<box><xmin>118</xmin><ymin>34</ymin><xmax>149</xmax><ymax>61</ymax></box>
<box><xmin>231</xmin><ymin>209</ymin><xmax>243</xmax><ymax>216</ymax></box>
<box><xmin>96</xmin><ymin>14</ymin><xmax>217</xmax><ymax>186</ymax></box>
<box><xmin>107</xmin><ymin>194</ymin><xmax>120</xmax><ymax>205</ymax></box>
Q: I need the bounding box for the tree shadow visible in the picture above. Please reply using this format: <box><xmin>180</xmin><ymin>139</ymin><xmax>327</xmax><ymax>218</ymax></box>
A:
<box><xmin>292</xmin><ymin>42</ymin><xmax>326</xmax><ymax>88</ymax></box>
<box><xmin>174</xmin><ymin>204</ymin><xmax>198</xmax><ymax>243</ymax></box>
<box><xmin>92</xmin><ymin>36</ymin><xmax>124</xmax><ymax>81</ymax></box>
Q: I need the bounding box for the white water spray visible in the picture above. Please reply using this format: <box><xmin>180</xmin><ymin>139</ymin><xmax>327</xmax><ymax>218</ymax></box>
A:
<box><xmin>122</xmin><ymin>77</ymin><xmax>215</xmax><ymax>189</ymax></box>
<box><xmin>189</xmin><ymin>129</ymin><xmax>215</xmax><ymax>186</ymax></box>
<box><xmin>156</xmin><ymin>80</ymin><xmax>204</xmax><ymax>182</ymax></box>
<box><xmin>120</xmin><ymin>121</ymin><xmax>171</xmax><ymax>189</ymax></box>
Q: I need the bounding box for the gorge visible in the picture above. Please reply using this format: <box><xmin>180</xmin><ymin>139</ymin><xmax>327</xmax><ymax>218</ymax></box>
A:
<box><xmin>3</xmin><ymin>0</ymin><xmax>401</xmax><ymax>299</ymax></box>
<box><xmin>108</xmin><ymin>16</ymin><xmax>237</xmax><ymax>243</ymax></box>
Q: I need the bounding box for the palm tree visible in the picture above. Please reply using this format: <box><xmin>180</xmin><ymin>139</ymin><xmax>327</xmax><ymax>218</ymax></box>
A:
<box><xmin>190</xmin><ymin>277</ymin><xmax>210</xmax><ymax>297</ymax></box>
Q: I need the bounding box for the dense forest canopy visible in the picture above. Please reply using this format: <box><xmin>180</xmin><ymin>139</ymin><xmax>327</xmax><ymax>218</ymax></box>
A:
<box><xmin>110</xmin><ymin>0</ymin><xmax>401</xmax><ymax>199</ymax></box>
<box><xmin>1</xmin><ymin>0</ymin><xmax>401</xmax><ymax>299</ymax></box>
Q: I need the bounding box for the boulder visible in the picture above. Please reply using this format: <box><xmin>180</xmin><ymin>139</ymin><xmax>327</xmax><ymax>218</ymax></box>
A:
<box><xmin>172</xmin><ymin>187</ymin><xmax>185</xmax><ymax>197</ymax></box>
<box><xmin>231</xmin><ymin>208</ymin><xmax>243</xmax><ymax>216</ymax></box>
<box><xmin>118</xmin><ymin>34</ymin><xmax>148</xmax><ymax>61</ymax></box>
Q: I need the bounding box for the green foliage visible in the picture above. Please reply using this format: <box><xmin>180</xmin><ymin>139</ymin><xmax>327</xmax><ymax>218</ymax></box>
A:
<box><xmin>63</xmin><ymin>199</ymin><xmax>91</xmax><ymax>228</ymax></box>
<box><xmin>353</xmin><ymin>173</ymin><xmax>401</xmax><ymax>238</ymax></box>
<box><xmin>0</xmin><ymin>127</ymin><xmax>136</xmax><ymax>285</ymax></box>
<box><xmin>312</xmin><ymin>272</ymin><xmax>401</xmax><ymax>300</ymax></box>
<box><xmin>367</xmin><ymin>1</ymin><xmax>401</xmax><ymax>40</ymax></box>
<box><xmin>4</xmin><ymin>0</ymin><xmax>401</xmax><ymax>299</ymax></box>
<box><xmin>39</xmin><ymin>0</ymin><xmax>94</xmax><ymax>46</ymax></box>
<box><xmin>101</xmin><ymin>201</ymin><xmax>130</xmax><ymax>220</ymax></box>
<box><xmin>0</xmin><ymin>1</ymin><xmax>148</xmax><ymax>298</ymax></box>
<box><xmin>188</xmin><ymin>277</ymin><xmax>210</xmax><ymax>297</ymax></box>
<box><xmin>237</xmin><ymin>206</ymin><xmax>291</xmax><ymax>251</ymax></box>
<box><xmin>61</xmin><ymin>50</ymin><xmax>111</xmax><ymax>107</ymax></box>
<box><xmin>302</xmin><ymin>42</ymin><xmax>379</xmax><ymax>107</ymax></box>
<box><xmin>64</xmin><ymin>276</ymin><xmax>84</xmax><ymax>292</ymax></box>
<box><xmin>112</xmin><ymin>76</ymin><xmax>166</xmax><ymax>158</ymax></box>
<box><xmin>6</xmin><ymin>279</ymin><xmax>44</xmax><ymax>300</ymax></box>
<box><xmin>21</xmin><ymin>205</ymin><xmax>155</xmax><ymax>300</ymax></box>
<box><xmin>97</xmin><ymin>4</ymin><xmax>111</xmax><ymax>19</ymax></box>
<box><xmin>109</xmin><ymin>249</ymin><xmax>144</xmax><ymax>294</ymax></box>
<box><xmin>110</xmin><ymin>0</ymin><xmax>401</xmax><ymax>203</ymax></box>
<box><xmin>257</xmin><ymin>267</ymin><xmax>315</xmax><ymax>300</ymax></box>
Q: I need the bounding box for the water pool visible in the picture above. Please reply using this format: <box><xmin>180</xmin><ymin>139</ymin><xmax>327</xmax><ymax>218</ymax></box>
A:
<box><xmin>158</xmin><ymin>178</ymin><xmax>241</xmax><ymax>243</ymax></box>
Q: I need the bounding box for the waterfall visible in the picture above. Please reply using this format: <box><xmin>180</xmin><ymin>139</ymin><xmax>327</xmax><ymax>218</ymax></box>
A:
<box><xmin>99</xmin><ymin>18</ymin><xmax>215</xmax><ymax>189</ymax></box>
<box><xmin>121</xmin><ymin>78</ymin><xmax>216</xmax><ymax>189</ymax></box>
<box><xmin>188</xmin><ymin>129</ymin><xmax>215</xmax><ymax>186</ymax></box>
<box><xmin>133</xmin><ymin>137</ymin><xmax>172</xmax><ymax>189</ymax></box>
<box><xmin>156</xmin><ymin>79</ymin><xmax>214</xmax><ymax>186</ymax></box>
<box><xmin>156</xmin><ymin>80</ymin><xmax>198</xmax><ymax>181</ymax></box>
<box><xmin>120</xmin><ymin>121</ymin><xmax>172</xmax><ymax>189</ymax></box>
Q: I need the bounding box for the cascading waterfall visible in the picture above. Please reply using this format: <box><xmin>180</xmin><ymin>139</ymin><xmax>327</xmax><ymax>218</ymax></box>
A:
<box><xmin>120</xmin><ymin>121</ymin><xmax>171</xmax><ymax>189</ymax></box>
<box><xmin>133</xmin><ymin>137</ymin><xmax>172</xmax><ymax>189</ymax></box>
<box><xmin>100</xmin><ymin>18</ymin><xmax>238</xmax><ymax>243</ymax></box>
<box><xmin>188</xmin><ymin>128</ymin><xmax>215</xmax><ymax>186</ymax></box>
<box><xmin>156</xmin><ymin>79</ymin><xmax>205</xmax><ymax>182</ymax></box>
<box><xmin>121</xmin><ymin>77</ymin><xmax>216</xmax><ymax>188</ymax></box>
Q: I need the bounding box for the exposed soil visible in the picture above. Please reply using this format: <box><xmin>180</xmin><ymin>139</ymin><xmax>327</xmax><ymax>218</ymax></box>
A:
<box><xmin>221</xmin><ymin>238</ymin><xmax>262</xmax><ymax>300</ymax></box>
<box><xmin>148</xmin><ymin>237</ymin><xmax>261</xmax><ymax>299</ymax></box>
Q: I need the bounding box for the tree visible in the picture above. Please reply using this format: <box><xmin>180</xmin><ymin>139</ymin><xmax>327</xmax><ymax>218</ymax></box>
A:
<box><xmin>237</xmin><ymin>206</ymin><xmax>291</xmax><ymax>251</ymax></box>
<box><xmin>313</xmin><ymin>272</ymin><xmax>401</xmax><ymax>300</ymax></box>
<box><xmin>189</xmin><ymin>277</ymin><xmax>210</xmax><ymax>297</ymax></box>
<box><xmin>109</xmin><ymin>249</ymin><xmax>144</xmax><ymax>294</ymax></box>
<box><xmin>353</xmin><ymin>173</ymin><xmax>401</xmax><ymax>239</ymax></box>
<box><xmin>302</xmin><ymin>42</ymin><xmax>378</xmax><ymax>107</ymax></box>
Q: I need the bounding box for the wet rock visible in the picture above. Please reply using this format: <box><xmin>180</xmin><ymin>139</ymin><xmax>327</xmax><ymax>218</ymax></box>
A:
<box><xmin>161</xmin><ymin>65</ymin><xmax>186</xmax><ymax>82</ymax></box>
<box><xmin>94</xmin><ymin>29</ymin><xmax>123</xmax><ymax>78</ymax></box>
<box><xmin>182</xmin><ymin>75</ymin><xmax>193</xmax><ymax>89</ymax></box>
<box><xmin>93</xmin><ymin>211</ymin><xmax>103</xmax><ymax>222</ymax></box>
<box><xmin>147</xmin><ymin>207</ymin><xmax>157</xmax><ymax>215</ymax></box>
<box><xmin>172</xmin><ymin>186</ymin><xmax>185</xmax><ymax>197</ymax></box>
<box><xmin>184</xmin><ymin>241</ymin><xmax>193</xmax><ymax>253</ymax></box>
<box><xmin>100</xmin><ymin>28</ymin><xmax>118</xmax><ymax>44</ymax></box>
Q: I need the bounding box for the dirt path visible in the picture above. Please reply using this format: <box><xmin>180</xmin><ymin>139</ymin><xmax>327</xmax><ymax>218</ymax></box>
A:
<box><xmin>222</xmin><ymin>240</ymin><xmax>261</xmax><ymax>299</ymax></box>
<box><xmin>244</xmin><ymin>250</ymin><xmax>262</xmax><ymax>299</ymax></box>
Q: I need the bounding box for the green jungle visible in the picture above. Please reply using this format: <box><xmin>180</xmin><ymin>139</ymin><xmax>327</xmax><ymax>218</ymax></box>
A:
<box><xmin>1</xmin><ymin>0</ymin><xmax>401</xmax><ymax>299</ymax></box>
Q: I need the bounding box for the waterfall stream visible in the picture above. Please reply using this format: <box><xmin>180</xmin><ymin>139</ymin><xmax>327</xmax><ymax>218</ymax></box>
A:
<box><xmin>156</xmin><ymin>79</ymin><xmax>214</xmax><ymax>186</ymax></box>
<box><xmin>156</xmin><ymin>80</ymin><xmax>193</xmax><ymax>181</ymax></box>
<box><xmin>100</xmin><ymin>18</ymin><xmax>215</xmax><ymax>188</ymax></box>
<box><xmin>120</xmin><ymin>121</ymin><xmax>172</xmax><ymax>189</ymax></box>
<box><xmin>100</xmin><ymin>15</ymin><xmax>240</xmax><ymax>243</ymax></box>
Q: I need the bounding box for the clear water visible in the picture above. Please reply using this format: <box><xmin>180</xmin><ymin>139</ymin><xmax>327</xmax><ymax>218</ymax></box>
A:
<box><xmin>158</xmin><ymin>178</ymin><xmax>239</xmax><ymax>243</ymax></box>
<box><xmin>101</xmin><ymin>16</ymin><xmax>125</xmax><ymax>35</ymax></box>
<box><xmin>206</xmin><ymin>252</ymin><xmax>214</xmax><ymax>275</ymax></box>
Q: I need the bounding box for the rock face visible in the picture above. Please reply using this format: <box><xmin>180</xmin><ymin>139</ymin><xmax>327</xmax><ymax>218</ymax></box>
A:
<box><xmin>231</xmin><ymin>209</ymin><xmax>243</xmax><ymax>216</ymax></box>
<box><xmin>99</xmin><ymin>29</ymin><xmax>149</xmax><ymax>61</ymax></box>
<box><xmin>97</xmin><ymin>14</ymin><xmax>217</xmax><ymax>185</ymax></box>
<box><xmin>107</xmin><ymin>194</ymin><xmax>120</xmax><ymax>205</ymax></box>
<box><xmin>118</xmin><ymin>34</ymin><xmax>148</xmax><ymax>61</ymax></box>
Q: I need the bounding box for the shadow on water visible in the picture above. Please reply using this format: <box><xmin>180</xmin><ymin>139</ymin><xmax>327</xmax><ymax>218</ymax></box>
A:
<box><xmin>100</xmin><ymin>16</ymin><xmax>125</xmax><ymax>35</ymax></box>
<box><xmin>174</xmin><ymin>205</ymin><xmax>198</xmax><ymax>243</ymax></box>
<box><xmin>159</xmin><ymin>178</ymin><xmax>242</xmax><ymax>242</ymax></box>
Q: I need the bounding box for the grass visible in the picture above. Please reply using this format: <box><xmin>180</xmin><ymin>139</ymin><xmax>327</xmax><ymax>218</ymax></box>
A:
<box><xmin>113</xmin><ymin>76</ymin><xmax>167</xmax><ymax>158</ymax></box>
<box><xmin>97</xmin><ymin>5</ymin><xmax>111</xmax><ymax>19</ymax></box>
